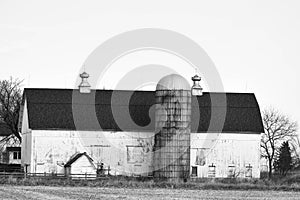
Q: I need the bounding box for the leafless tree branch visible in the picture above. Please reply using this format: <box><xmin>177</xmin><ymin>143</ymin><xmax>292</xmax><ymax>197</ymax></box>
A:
<box><xmin>261</xmin><ymin>107</ymin><xmax>298</xmax><ymax>178</ymax></box>
<box><xmin>0</xmin><ymin>77</ymin><xmax>23</xmax><ymax>141</ymax></box>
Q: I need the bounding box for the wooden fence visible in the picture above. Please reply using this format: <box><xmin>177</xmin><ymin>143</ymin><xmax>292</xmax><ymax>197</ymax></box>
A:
<box><xmin>0</xmin><ymin>170</ymin><xmax>111</xmax><ymax>180</ymax></box>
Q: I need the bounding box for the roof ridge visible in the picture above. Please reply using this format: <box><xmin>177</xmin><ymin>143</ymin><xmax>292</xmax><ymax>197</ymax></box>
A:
<box><xmin>24</xmin><ymin>88</ymin><xmax>255</xmax><ymax>95</ymax></box>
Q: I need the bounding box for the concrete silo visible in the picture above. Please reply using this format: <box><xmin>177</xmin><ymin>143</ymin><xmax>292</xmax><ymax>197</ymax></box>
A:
<box><xmin>154</xmin><ymin>74</ymin><xmax>191</xmax><ymax>180</ymax></box>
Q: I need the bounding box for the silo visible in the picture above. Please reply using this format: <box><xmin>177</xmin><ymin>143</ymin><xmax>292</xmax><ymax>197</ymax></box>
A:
<box><xmin>154</xmin><ymin>74</ymin><xmax>191</xmax><ymax>180</ymax></box>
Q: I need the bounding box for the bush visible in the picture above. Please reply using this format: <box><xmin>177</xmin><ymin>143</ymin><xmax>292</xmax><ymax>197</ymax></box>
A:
<box><xmin>280</xmin><ymin>174</ymin><xmax>300</xmax><ymax>185</ymax></box>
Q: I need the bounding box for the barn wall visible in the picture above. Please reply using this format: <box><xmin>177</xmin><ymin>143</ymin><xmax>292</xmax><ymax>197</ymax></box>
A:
<box><xmin>29</xmin><ymin>130</ymin><xmax>154</xmax><ymax>176</ymax></box>
<box><xmin>21</xmin><ymin>99</ymin><xmax>33</xmax><ymax>172</ymax></box>
<box><xmin>21</xmin><ymin>99</ymin><xmax>30</xmax><ymax>134</ymax></box>
<box><xmin>190</xmin><ymin>133</ymin><xmax>261</xmax><ymax>178</ymax></box>
<box><xmin>21</xmin><ymin>131</ymin><xmax>32</xmax><ymax>172</ymax></box>
<box><xmin>25</xmin><ymin>130</ymin><xmax>261</xmax><ymax>178</ymax></box>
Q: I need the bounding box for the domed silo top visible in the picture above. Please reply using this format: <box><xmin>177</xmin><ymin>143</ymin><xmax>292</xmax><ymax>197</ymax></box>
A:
<box><xmin>156</xmin><ymin>74</ymin><xmax>190</xmax><ymax>90</ymax></box>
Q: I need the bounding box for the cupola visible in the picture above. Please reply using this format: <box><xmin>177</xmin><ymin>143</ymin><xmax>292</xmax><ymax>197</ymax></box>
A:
<box><xmin>191</xmin><ymin>75</ymin><xmax>203</xmax><ymax>96</ymax></box>
<box><xmin>78</xmin><ymin>72</ymin><xmax>91</xmax><ymax>93</ymax></box>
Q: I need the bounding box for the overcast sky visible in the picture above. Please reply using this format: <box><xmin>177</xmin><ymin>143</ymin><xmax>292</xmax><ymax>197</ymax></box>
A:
<box><xmin>0</xmin><ymin>0</ymin><xmax>299</xmax><ymax>127</ymax></box>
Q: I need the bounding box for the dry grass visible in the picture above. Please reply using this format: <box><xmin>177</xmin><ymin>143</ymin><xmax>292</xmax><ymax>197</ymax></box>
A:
<box><xmin>1</xmin><ymin>185</ymin><xmax>300</xmax><ymax>200</ymax></box>
<box><xmin>2</xmin><ymin>175</ymin><xmax>300</xmax><ymax>191</ymax></box>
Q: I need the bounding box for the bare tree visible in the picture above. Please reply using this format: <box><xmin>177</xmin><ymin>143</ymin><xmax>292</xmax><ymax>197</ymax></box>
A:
<box><xmin>0</xmin><ymin>77</ymin><xmax>23</xmax><ymax>141</ymax></box>
<box><xmin>287</xmin><ymin>136</ymin><xmax>300</xmax><ymax>168</ymax></box>
<box><xmin>261</xmin><ymin>108</ymin><xmax>298</xmax><ymax>178</ymax></box>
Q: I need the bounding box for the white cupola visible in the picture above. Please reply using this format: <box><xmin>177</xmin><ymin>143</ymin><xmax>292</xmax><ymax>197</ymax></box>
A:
<box><xmin>78</xmin><ymin>72</ymin><xmax>91</xmax><ymax>93</ymax></box>
<box><xmin>191</xmin><ymin>75</ymin><xmax>203</xmax><ymax>96</ymax></box>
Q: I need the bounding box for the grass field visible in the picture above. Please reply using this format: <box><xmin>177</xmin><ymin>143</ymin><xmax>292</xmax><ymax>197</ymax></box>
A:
<box><xmin>1</xmin><ymin>185</ymin><xmax>300</xmax><ymax>200</ymax></box>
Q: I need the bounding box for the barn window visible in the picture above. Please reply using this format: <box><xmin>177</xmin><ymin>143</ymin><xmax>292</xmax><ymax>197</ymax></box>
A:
<box><xmin>13</xmin><ymin>151</ymin><xmax>21</xmax><ymax>159</ymax></box>
<box><xmin>191</xmin><ymin>166</ymin><xmax>197</xmax><ymax>177</ymax></box>
<box><xmin>127</xmin><ymin>146</ymin><xmax>144</xmax><ymax>164</ymax></box>
<box><xmin>195</xmin><ymin>148</ymin><xmax>207</xmax><ymax>166</ymax></box>
<box><xmin>208</xmin><ymin>163</ymin><xmax>216</xmax><ymax>178</ymax></box>
<box><xmin>88</xmin><ymin>145</ymin><xmax>110</xmax><ymax>164</ymax></box>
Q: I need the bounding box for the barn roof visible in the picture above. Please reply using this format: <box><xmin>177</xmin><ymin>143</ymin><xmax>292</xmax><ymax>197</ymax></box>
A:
<box><xmin>6</xmin><ymin>146</ymin><xmax>21</xmax><ymax>152</ymax></box>
<box><xmin>23</xmin><ymin>88</ymin><xmax>264</xmax><ymax>133</ymax></box>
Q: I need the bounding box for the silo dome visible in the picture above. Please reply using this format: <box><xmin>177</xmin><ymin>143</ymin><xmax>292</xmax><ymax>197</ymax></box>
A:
<box><xmin>156</xmin><ymin>74</ymin><xmax>190</xmax><ymax>90</ymax></box>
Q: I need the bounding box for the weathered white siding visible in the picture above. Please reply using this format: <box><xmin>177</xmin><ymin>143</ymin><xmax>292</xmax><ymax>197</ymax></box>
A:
<box><xmin>190</xmin><ymin>133</ymin><xmax>261</xmax><ymax>178</ymax></box>
<box><xmin>29</xmin><ymin>130</ymin><xmax>155</xmax><ymax>176</ymax></box>
<box><xmin>20</xmin><ymin>99</ymin><xmax>33</xmax><ymax>172</ymax></box>
<box><xmin>22</xmin><ymin>128</ymin><xmax>261</xmax><ymax>178</ymax></box>
<box><xmin>20</xmin><ymin>99</ymin><xmax>30</xmax><ymax>134</ymax></box>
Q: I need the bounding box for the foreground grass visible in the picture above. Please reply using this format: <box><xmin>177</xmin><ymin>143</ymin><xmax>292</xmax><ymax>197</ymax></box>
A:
<box><xmin>1</xmin><ymin>185</ymin><xmax>300</xmax><ymax>200</ymax></box>
<box><xmin>1</xmin><ymin>175</ymin><xmax>300</xmax><ymax>191</ymax></box>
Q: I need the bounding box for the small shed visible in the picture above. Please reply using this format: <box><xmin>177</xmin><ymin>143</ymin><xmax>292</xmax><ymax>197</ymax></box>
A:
<box><xmin>0</xmin><ymin>122</ymin><xmax>21</xmax><ymax>164</ymax></box>
<box><xmin>64</xmin><ymin>152</ymin><xmax>96</xmax><ymax>178</ymax></box>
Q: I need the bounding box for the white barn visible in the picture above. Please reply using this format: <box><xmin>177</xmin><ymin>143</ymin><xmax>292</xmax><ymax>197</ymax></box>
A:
<box><xmin>19</xmin><ymin>73</ymin><xmax>264</xmax><ymax>178</ymax></box>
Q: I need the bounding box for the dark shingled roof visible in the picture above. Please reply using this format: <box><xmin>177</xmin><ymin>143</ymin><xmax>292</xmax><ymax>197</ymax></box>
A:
<box><xmin>23</xmin><ymin>88</ymin><xmax>264</xmax><ymax>133</ymax></box>
<box><xmin>6</xmin><ymin>147</ymin><xmax>21</xmax><ymax>152</ymax></box>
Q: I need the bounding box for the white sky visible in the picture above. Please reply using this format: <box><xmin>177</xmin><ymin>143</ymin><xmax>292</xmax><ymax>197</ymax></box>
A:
<box><xmin>0</xmin><ymin>0</ymin><xmax>300</xmax><ymax>127</ymax></box>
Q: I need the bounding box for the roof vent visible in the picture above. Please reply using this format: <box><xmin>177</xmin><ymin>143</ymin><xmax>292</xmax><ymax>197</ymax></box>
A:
<box><xmin>78</xmin><ymin>72</ymin><xmax>91</xmax><ymax>93</ymax></box>
<box><xmin>191</xmin><ymin>75</ymin><xmax>203</xmax><ymax>96</ymax></box>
